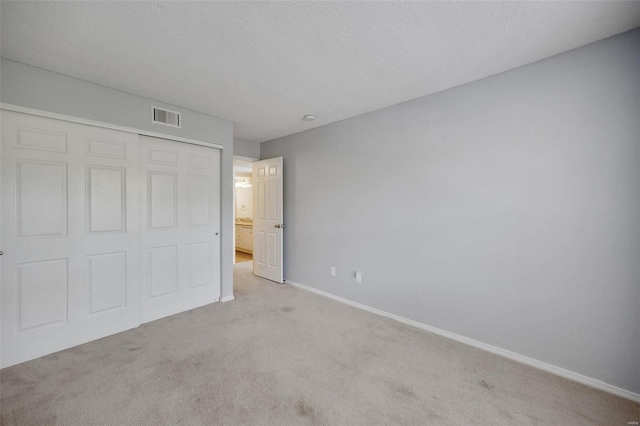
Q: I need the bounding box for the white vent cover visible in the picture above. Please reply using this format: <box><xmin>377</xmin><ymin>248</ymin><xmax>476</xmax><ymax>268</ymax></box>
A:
<box><xmin>152</xmin><ymin>106</ymin><xmax>181</xmax><ymax>128</ymax></box>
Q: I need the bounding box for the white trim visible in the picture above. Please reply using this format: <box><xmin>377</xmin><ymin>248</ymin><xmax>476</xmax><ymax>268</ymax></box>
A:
<box><xmin>1</xmin><ymin>103</ymin><xmax>223</xmax><ymax>150</ymax></box>
<box><xmin>221</xmin><ymin>294</ymin><xmax>235</xmax><ymax>303</ymax></box>
<box><xmin>285</xmin><ymin>279</ymin><xmax>640</xmax><ymax>403</ymax></box>
<box><xmin>233</xmin><ymin>155</ymin><xmax>259</xmax><ymax>162</ymax></box>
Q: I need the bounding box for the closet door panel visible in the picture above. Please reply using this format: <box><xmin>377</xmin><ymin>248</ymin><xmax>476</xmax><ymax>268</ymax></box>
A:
<box><xmin>140</xmin><ymin>136</ymin><xmax>220</xmax><ymax>323</ymax></box>
<box><xmin>1</xmin><ymin>111</ymin><xmax>140</xmax><ymax>367</ymax></box>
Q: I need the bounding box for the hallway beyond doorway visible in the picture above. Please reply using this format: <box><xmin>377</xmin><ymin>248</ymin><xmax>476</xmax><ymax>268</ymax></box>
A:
<box><xmin>235</xmin><ymin>250</ymin><xmax>252</xmax><ymax>263</ymax></box>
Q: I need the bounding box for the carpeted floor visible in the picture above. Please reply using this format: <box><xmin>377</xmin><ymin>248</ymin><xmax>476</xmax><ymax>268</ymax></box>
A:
<box><xmin>1</xmin><ymin>261</ymin><xmax>638</xmax><ymax>425</ymax></box>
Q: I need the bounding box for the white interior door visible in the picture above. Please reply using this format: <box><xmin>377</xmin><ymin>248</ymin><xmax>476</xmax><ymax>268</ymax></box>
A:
<box><xmin>253</xmin><ymin>157</ymin><xmax>283</xmax><ymax>283</ymax></box>
<box><xmin>1</xmin><ymin>111</ymin><xmax>140</xmax><ymax>367</ymax></box>
<box><xmin>139</xmin><ymin>136</ymin><xmax>220</xmax><ymax>323</ymax></box>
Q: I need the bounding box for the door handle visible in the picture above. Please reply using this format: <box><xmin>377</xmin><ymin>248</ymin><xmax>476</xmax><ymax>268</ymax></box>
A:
<box><xmin>274</xmin><ymin>224</ymin><xmax>284</xmax><ymax>229</ymax></box>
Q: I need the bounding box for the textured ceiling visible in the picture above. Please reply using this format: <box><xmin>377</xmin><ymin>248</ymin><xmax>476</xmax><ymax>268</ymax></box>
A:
<box><xmin>1</xmin><ymin>2</ymin><xmax>639</xmax><ymax>142</ymax></box>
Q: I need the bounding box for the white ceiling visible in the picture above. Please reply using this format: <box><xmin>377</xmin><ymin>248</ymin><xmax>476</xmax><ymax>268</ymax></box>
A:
<box><xmin>1</xmin><ymin>2</ymin><xmax>638</xmax><ymax>142</ymax></box>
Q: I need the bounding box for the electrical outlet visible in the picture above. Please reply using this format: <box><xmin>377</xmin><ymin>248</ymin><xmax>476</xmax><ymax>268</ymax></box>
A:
<box><xmin>330</xmin><ymin>266</ymin><xmax>336</xmax><ymax>277</ymax></box>
<box><xmin>355</xmin><ymin>271</ymin><xmax>362</xmax><ymax>283</ymax></box>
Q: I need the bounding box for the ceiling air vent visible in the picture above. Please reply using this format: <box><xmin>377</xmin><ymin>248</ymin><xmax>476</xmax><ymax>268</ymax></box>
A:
<box><xmin>152</xmin><ymin>106</ymin><xmax>181</xmax><ymax>128</ymax></box>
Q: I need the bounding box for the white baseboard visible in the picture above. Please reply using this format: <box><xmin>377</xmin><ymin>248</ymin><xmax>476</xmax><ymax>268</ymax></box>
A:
<box><xmin>285</xmin><ymin>279</ymin><xmax>640</xmax><ymax>403</ymax></box>
<box><xmin>221</xmin><ymin>294</ymin><xmax>236</xmax><ymax>303</ymax></box>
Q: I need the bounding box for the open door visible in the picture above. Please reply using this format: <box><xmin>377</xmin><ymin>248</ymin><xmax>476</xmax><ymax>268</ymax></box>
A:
<box><xmin>252</xmin><ymin>157</ymin><xmax>283</xmax><ymax>283</ymax></box>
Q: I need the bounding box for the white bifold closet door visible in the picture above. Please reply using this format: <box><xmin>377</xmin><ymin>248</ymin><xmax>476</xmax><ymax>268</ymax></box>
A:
<box><xmin>1</xmin><ymin>111</ymin><xmax>141</xmax><ymax>367</ymax></box>
<box><xmin>1</xmin><ymin>112</ymin><xmax>221</xmax><ymax>367</ymax></box>
<box><xmin>139</xmin><ymin>136</ymin><xmax>220</xmax><ymax>323</ymax></box>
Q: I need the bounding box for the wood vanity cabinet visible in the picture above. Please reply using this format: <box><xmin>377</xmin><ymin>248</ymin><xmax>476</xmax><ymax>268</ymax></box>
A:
<box><xmin>235</xmin><ymin>224</ymin><xmax>253</xmax><ymax>254</ymax></box>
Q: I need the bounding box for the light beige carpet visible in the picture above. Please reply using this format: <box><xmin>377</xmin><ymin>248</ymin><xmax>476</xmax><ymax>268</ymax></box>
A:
<box><xmin>1</xmin><ymin>261</ymin><xmax>638</xmax><ymax>425</ymax></box>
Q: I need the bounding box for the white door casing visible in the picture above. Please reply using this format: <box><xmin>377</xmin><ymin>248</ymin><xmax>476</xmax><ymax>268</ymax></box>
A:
<box><xmin>1</xmin><ymin>111</ymin><xmax>141</xmax><ymax>367</ymax></box>
<box><xmin>139</xmin><ymin>136</ymin><xmax>221</xmax><ymax>323</ymax></box>
<box><xmin>252</xmin><ymin>157</ymin><xmax>283</xmax><ymax>283</ymax></box>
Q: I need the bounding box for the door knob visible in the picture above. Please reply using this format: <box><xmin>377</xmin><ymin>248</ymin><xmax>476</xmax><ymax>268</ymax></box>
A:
<box><xmin>0</xmin><ymin>250</ymin><xmax>3</xmax><ymax>256</ymax></box>
<box><xmin>274</xmin><ymin>224</ymin><xmax>284</xmax><ymax>229</ymax></box>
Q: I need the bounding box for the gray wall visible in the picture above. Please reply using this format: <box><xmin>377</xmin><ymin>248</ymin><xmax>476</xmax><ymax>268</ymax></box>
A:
<box><xmin>0</xmin><ymin>58</ymin><xmax>235</xmax><ymax>300</ymax></box>
<box><xmin>233</xmin><ymin>137</ymin><xmax>260</xmax><ymax>159</ymax></box>
<box><xmin>261</xmin><ymin>29</ymin><xmax>640</xmax><ymax>393</ymax></box>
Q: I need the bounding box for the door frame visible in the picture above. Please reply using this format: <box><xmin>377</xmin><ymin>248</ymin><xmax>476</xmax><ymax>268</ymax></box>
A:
<box><xmin>232</xmin><ymin>156</ymin><xmax>258</xmax><ymax>265</ymax></box>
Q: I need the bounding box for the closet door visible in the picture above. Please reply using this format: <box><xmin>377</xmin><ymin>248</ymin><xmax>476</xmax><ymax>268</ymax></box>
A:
<box><xmin>0</xmin><ymin>111</ymin><xmax>140</xmax><ymax>367</ymax></box>
<box><xmin>139</xmin><ymin>136</ymin><xmax>220</xmax><ymax>323</ymax></box>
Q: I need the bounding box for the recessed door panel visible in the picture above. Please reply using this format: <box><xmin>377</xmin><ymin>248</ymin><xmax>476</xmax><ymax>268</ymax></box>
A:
<box><xmin>87</xmin><ymin>166</ymin><xmax>125</xmax><ymax>234</ymax></box>
<box><xmin>188</xmin><ymin>242</ymin><xmax>212</xmax><ymax>288</ymax></box>
<box><xmin>188</xmin><ymin>175</ymin><xmax>211</xmax><ymax>227</ymax></box>
<box><xmin>256</xmin><ymin>231</ymin><xmax>266</xmax><ymax>265</ymax></box>
<box><xmin>149</xmin><ymin>246</ymin><xmax>177</xmax><ymax>297</ymax></box>
<box><xmin>86</xmin><ymin>138</ymin><xmax>126</xmax><ymax>159</ymax></box>
<box><xmin>88</xmin><ymin>252</ymin><xmax>126</xmax><ymax>314</ymax></box>
<box><xmin>16</xmin><ymin>127</ymin><xmax>67</xmax><ymax>152</ymax></box>
<box><xmin>188</xmin><ymin>154</ymin><xmax>211</xmax><ymax>169</ymax></box>
<box><xmin>257</xmin><ymin>181</ymin><xmax>266</xmax><ymax>220</ymax></box>
<box><xmin>16</xmin><ymin>160</ymin><xmax>67</xmax><ymax>238</ymax></box>
<box><xmin>17</xmin><ymin>259</ymin><xmax>68</xmax><ymax>331</ymax></box>
<box><xmin>268</xmin><ymin>233</ymin><xmax>277</xmax><ymax>267</ymax></box>
<box><xmin>149</xmin><ymin>148</ymin><xmax>177</xmax><ymax>165</ymax></box>
<box><xmin>149</xmin><ymin>172</ymin><xmax>177</xmax><ymax>229</ymax></box>
<box><xmin>268</xmin><ymin>180</ymin><xmax>277</xmax><ymax>221</ymax></box>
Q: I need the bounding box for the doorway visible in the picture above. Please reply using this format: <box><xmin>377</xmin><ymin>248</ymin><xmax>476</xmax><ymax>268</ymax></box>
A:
<box><xmin>234</xmin><ymin>160</ymin><xmax>254</xmax><ymax>264</ymax></box>
<box><xmin>232</xmin><ymin>156</ymin><xmax>284</xmax><ymax>283</ymax></box>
